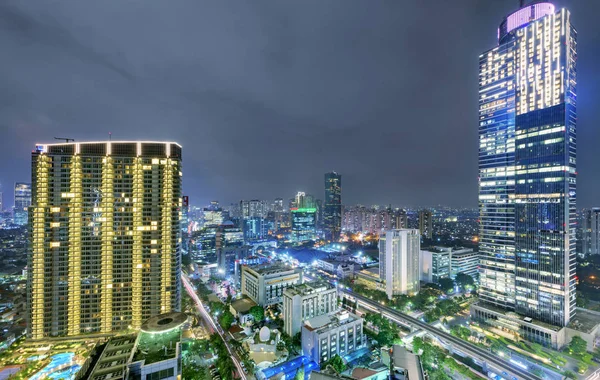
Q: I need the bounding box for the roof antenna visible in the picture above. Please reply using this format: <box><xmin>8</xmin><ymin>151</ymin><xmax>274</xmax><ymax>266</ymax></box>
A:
<box><xmin>54</xmin><ymin>137</ymin><xmax>75</xmax><ymax>143</ymax></box>
<box><xmin>520</xmin><ymin>0</ymin><xmax>525</xmax><ymax>7</ymax></box>
<box><xmin>109</xmin><ymin>132</ymin><xmax>112</xmax><ymax>141</ymax></box>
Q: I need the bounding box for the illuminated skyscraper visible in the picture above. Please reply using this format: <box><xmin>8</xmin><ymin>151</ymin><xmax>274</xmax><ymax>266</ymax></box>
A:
<box><xmin>474</xmin><ymin>2</ymin><xmax>577</xmax><ymax>333</ymax></box>
<box><xmin>418</xmin><ymin>209</ymin><xmax>433</xmax><ymax>239</ymax></box>
<box><xmin>291</xmin><ymin>192</ymin><xmax>317</xmax><ymax>242</ymax></box>
<box><xmin>27</xmin><ymin>141</ymin><xmax>182</xmax><ymax>339</ymax></box>
<box><xmin>324</xmin><ymin>172</ymin><xmax>342</xmax><ymax>241</ymax></box>
<box><xmin>14</xmin><ymin>182</ymin><xmax>32</xmax><ymax>226</ymax></box>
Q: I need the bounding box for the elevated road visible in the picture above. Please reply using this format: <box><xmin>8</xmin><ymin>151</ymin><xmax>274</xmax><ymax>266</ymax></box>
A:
<box><xmin>339</xmin><ymin>289</ymin><xmax>541</xmax><ymax>380</ymax></box>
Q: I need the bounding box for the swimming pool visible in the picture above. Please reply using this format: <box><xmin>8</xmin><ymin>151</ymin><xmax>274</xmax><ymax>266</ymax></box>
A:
<box><xmin>30</xmin><ymin>352</ymin><xmax>79</xmax><ymax>380</ymax></box>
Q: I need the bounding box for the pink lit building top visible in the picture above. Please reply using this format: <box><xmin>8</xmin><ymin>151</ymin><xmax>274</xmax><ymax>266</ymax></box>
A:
<box><xmin>498</xmin><ymin>2</ymin><xmax>555</xmax><ymax>43</ymax></box>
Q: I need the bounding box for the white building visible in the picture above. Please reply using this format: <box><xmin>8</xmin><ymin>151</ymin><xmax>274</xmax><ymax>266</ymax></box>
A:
<box><xmin>283</xmin><ymin>282</ymin><xmax>337</xmax><ymax>336</ymax></box>
<box><xmin>301</xmin><ymin>310</ymin><xmax>364</xmax><ymax>365</ymax></box>
<box><xmin>379</xmin><ymin>229</ymin><xmax>420</xmax><ymax>299</ymax></box>
<box><xmin>583</xmin><ymin>208</ymin><xmax>600</xmax><ymax>256</ymax></box>
<box><xmin>241</xmin><ymin>263</ymin><xmax>303</xmax><ymax>306</ymax></box>
<box><xmin>420</xmin><ymin>247</ymin><xmax>479</xmax><ymax>283</ymax></box>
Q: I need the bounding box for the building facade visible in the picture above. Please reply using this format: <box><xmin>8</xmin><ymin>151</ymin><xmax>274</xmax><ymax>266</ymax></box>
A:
<box><xmin>301</xmin><ymin>310</ymin><xmax>364</xmax><ymax>365</ymax></box>
<box><xmin>418</xmin><ymin>210</ymin><xmax>433</xmax><ymax>239</ymax></box>
<box><xmin>476</xmin><ymin>2</ymin><xmax>577</xmax><ymax>332</ymax></box>
<box><xmin>27</xmin><ymin>141</ymin><xmax>182</xmax><ymax>339</ymax></box>
<box><xmin>420</xmin><ymin>248</ymin><xmax>451</xmax><ymax>284</ymax></box>
<box><xmin>379</xmin><ymin>229</ymin><xmax>420</xmax><ymax>299</ymax></box>
<box><xmin>283</xmin><ymin>282</ymin><xmax>337</xmax><ymax>336</ymax></box>
<box><xmin>13</xmin><ymin>182</ymin><xmax>31</xmax><ymax>226</ymax></box>
<box><xmin>582</xmin><ymin>208</ymin><xmax>600</xmax><ymax>256</ymax></box>
<box><xmin>450</xmin><ymin>249</ymin><xmax>479</xmax><ymax>279</ymax></box>
<box><xmin>324</xmin><ymin>172</ymin><xmax>342</xmax><ymax>241</ymax></box>
<box><xmin>241</xmin><ymin>264</ymin><xmax>303</xmax><ymax>306</ymax></box>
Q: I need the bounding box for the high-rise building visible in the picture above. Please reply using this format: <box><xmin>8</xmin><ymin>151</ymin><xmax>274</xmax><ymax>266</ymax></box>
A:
<box><xmin>418</xmin><ymin>210</ymin><xmax>433</xmax><ymax>239</ymax></box>
<box><xmin>324</xmin><ymin>172</ymin><xmax>342</xmax><ymax>241</ymax></box>
<box><xmin>14</xmin><ymin>182</ymin><xmax>32</xmax><ymax>226</ymax></box>
<box><xmin>474</xmin><ymin>2</ymin><xmax>577</xmax><ymax>339</ymax></box>
<box><xmin>240</xmin><ymin>199</ymin><xmax>267</xmax><ymax>219</ymax></box>
<box><xmin>582</xmin><ymin>208</ymin><xmax>600</xmax><ymax>256</ymax></box>
<box><xmin>203</xmin><ymin>201</ymin><xmax>225</xmax><ymax>227</ymax></box>
<box><xmin>27</xmin><ymin>141</ymin><xmax>182</xmax><ymax>339</ymax></box>
<box><xmin>379</xmin><ymin>229</ymin><xmax>420</xmax><ymax>299</ymax></box>
<box><xmin>291</xmin><ymin>192</ymin><xmax>317</xmax><ymax>242</ymax></box>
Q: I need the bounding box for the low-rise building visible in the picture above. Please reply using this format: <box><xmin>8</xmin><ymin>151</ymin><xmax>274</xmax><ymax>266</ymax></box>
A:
<box><xmin>450</xmin><ymin>249</ymin><xmax>479</xmax><ymax>279</ymax></box>
<box><xmin>381</xmin><ymin>345</ymin><xmax>427</xmax><ymax>380</ymax></box>
<box><xmin>354</xmin><ymin>268</ymin><xmax>385</xmax><ymax>292</ymax></box>
<box><xmin>317</xmin><ymin>259</ymin><xmax>355</xmax><ymax>278</ymax></box>
<box><xmin>283</xmin><ymin>282</ymin><xmax>337</xmax><ymax>336</ymax></box>
<box><xmin>241</xmin><ymin>263</ymin><xmax>303</xmax><ymax>306</ymax></box>
<box><xmin>230</xmin><ymin>295</ymin><xmax>258</xmax><ymax>325</ymax></box>
<box><xmin>302</xmin><ymin>310</ymin><xmax>364</xmax><ymax>365</ymax></box>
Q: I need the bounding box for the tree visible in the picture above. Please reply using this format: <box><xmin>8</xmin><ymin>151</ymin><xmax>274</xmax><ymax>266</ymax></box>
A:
<box><xmin>249</xmin><ymin>305</ymin><xmax>265</xmax><ymax>322</ymax></box>
<box><xmin>567</xmin><ymin>335</ymin><xmax>588</xmax><ymax>354</ymax></box>
<box><xmin>438</xmin><ymin>278</ymin><xmax>455</xmax><ymax>294</ymax></box>
<box><xmin>577</xmin><ymin>362</ymin><xmax>589</xmax><ymax>374</ymax></box>
<box><xmin>563</xmin><ymin>370</ymin><xmax>577</xmax><ymax>379</ymax></box>
<box><xmin>327</xmin><ymin>355</ymin><xmax>346</xmax><ymax>374</ymax></box>
<box><xmin>292</xmin><ymin>332</ymin><xmax>302</xmax><ymax>347</ymax></box>
<box><xmin>455</xmin><ymin>272</ymin><xmax>475</xmax><ymax>290</ymax></box>
<box><xmin>218</xmin><ymin>310</ymin><xmax>235</xmax><ymax>330</ymax></box>
<box><xmin>294</xmin><ymin>366</ymin><xmax>305</xmax><ymax>380</ymax></box>
<box><xmin>376</xmin><ymin>330</ymin><xmax>395</xmax><ymax>347</ymax></box>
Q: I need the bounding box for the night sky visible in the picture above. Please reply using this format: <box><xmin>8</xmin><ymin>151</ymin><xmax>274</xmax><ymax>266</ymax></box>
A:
<box><xmin>1</xmin><ymin>1</ymin><xmax>599</xmax><ymax>209</ymax></box>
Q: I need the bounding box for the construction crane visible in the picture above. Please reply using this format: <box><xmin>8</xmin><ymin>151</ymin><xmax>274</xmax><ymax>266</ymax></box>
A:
<box><xmin>54</xmin><ymin>137</ymin><xmax>75</xmax><ymax>143</ymax></box>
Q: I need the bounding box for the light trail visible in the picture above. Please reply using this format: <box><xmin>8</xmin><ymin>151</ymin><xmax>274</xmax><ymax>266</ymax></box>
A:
<box><xmin>182</xmin><ymin>274</ymin><xmax>247</xmax><ymax>380</ymax></box>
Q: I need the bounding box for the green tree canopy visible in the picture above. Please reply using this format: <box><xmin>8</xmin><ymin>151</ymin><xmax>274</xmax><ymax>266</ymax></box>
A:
<box><xmin>249</xmin><ymin>305</ymin><xmax>265</xmax><ymax>322</ymax></box>
<box><xmin>438</xmin><ymin>278</ymin><xmax>455</xmax><ymax>293</ymax></box>
<box><xmin>455</xmin><ymin>272</ymin><xmax>475</xmax><ymax>290</ymax></box>
<box><xmin>327</xmin><ymin>355</ymin><xmax>347</xmax><ymax>374</ymax></box>
<box><xmin>568</xmin><ymin>336</ymin><xmax>588</xmax><ymax>354</ymax></box>
<box><xmin>218</xmin><ymin>310</ymin><xmax>235</xmax><ymax>330</ymax></box>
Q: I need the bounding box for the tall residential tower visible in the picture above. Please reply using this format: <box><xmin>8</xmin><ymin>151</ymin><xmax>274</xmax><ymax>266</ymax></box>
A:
<box><xmin>473</xmin><ymin>1</ymin><xmax>577</xmax><ymax>344</ymax></box>
<box><xmin>27</xmin><ymin>141</ymin><xmax>182</xmax><ymax>339</ymax></box>
<box><xmin>324</xmin><ymin>172</ymin><xmax>342</xmax><ymax>241</ymax></box>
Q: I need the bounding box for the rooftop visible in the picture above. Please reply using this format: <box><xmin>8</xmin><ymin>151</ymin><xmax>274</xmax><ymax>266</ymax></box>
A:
<box><xmin>245</xmin><ymin>263</ymin><xmax>300</xmax><ymax>276</ymax></box>
<box><xmin>88</xmin><ymin>335</ymin><xmax>137</xmax><ymax>380</ymax></box>
<box><xmin>391</xmin><ymin>345</ymin><xmax>424</xmax><ymax>380</ymax></box>
<box><xmin>284</xmin><ymin>281</ymin><xmax>334</xmax><ymax>297</ymax></box>
<box><xmin>230</xmin><ymin>296</ymin><xmax>258</xmax><ymax>314</ymax></box>
<box><xmin>303</xmin><ymin>310</ymin><xmax>361</xmax><ymax>334</ymax></box>
<box><xmin>568</xmin><ymin>308</ymin><xmax>600</xmax><ymax>334</ymax></box>
<box><xmin>141</xmin><ymin>311</ymin><xmax>187</xmax><ymax>334</ymax></box>
<box><xmin>133</xmin><ymin>328</ymin><xmax>181</xmax><ymax>365</ymax></box>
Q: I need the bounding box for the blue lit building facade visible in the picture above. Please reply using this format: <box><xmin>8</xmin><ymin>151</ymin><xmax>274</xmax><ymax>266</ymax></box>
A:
<box><xmin>476</xmin><ymin>2</ymin><xmax>577</xmax><ymax>331</ymax></box>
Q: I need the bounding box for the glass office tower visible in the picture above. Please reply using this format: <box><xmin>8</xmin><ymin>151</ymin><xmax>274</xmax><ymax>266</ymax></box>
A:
<box><xmin>14</xmin><ymin>182</ymin><xmax>32</xmax><ymax>226</ymax></box>
<box><xmin>324</xmin><ymin>172</ymin><xmax>342</xmax><ymax>241</ymax></box>
<box><xmin>477</xmin><ymin>2</ymin><xmax>576</xmax><ymax>327</ymax></box>
<box><xmin>27</xmin><ymin>141</ymin><xmax>182</xmax><ymax>339</ymax></box>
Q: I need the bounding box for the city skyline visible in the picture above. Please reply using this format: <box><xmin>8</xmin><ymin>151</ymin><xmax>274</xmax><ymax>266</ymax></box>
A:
<box><xmin>1</xmin><ymin>1</ymin><xmax>600</xmax><ymax>209</ymax></box>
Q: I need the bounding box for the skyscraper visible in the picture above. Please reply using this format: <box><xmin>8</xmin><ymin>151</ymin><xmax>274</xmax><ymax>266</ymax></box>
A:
<box><xmin>324</xmin><ymin>172</ymin><xmax>342</xmax><ymax>241</ymax></box>
<box><xmin>27</xmin><ymin>141</ymin><xmax>182</xmax><ymax>339</ymax></box>
<box><xmin>14</xmin><ymin>182</ymin><xmax>32</xmax><ymax>226</ymax></box>
<box><xmin>474</xmin><ymin>2</ymin><xmax>577</xmax><ymax>338</ymax></box>
<box><xmin>418</xmin><ymin>210</ymin><xmax>433</xmax><ymax>239</ymax></box>
<box><xmin>582</xmin><ymin>208</ymin><xmax>600</xmax><ymax>256</ymax></box>
<box><xmin>379</xmin><ymin>229</ymin><xmax>420</xmax><ymax>300</ymax></box>
<box><xmin>291</xmin><ymin>192</ymin><xmax>317</xmax><ymax>242</ymax></box>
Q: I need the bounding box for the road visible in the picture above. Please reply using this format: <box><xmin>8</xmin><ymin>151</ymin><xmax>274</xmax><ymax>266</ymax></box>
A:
<box><xmin>182</xmin><ymin>273</ymin><xmax>248</xmax><ymax>380</ymax></box>
<box><xmin>340</xmin><ymin>289</ymin><xmax>541</xmax><ymax>380</ymax></box>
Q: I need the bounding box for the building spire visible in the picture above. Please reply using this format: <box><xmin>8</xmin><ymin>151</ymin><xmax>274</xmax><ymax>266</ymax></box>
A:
<box><xmin>520</xmin><ymin>0</ymin><xmax>525</xmax><ymax>8</ymax></box>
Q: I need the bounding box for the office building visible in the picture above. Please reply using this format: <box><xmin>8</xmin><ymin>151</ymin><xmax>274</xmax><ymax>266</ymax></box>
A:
<box><xmin>192</xmin><ymin>222</ymin><xmax>243</xmax><ymax>263</ymax></box>
<box><xmin>474</xmin><ymin>2</ymin><xmax>577</xmax><ymax>339</ymax></box>
<box><xmin>282</xmin><ymin>281</ymin><xmax>337</xmax><ymax>336</ymax></box>
<box><xmin>241</xmin><ymin>199</ymin><xmax>267</xmax><ymax>219</ymax></box>
<box><xmin>420</xmin><ymin>247</ymin><xmax>451</xmax><ymax>284</ymax></box>
<box><xmin>203</xmin><ymin>201</ymin><xmax>225</xmax><ymax>227</ymax></box>
<box><xmin>582</xmin><ymin>208</ymin><xmax>600</xmax><ymax>256</ymax></box>
<box><xmin>217</xmin><ymin>245</ymin><xmax>251</xmax><ymax>278</ymax></box>
<box><xmin>241</xmin><ymin>263</ymin><xmax>303</xmax><ymax>306</ymax></box>
<box><xmin>421</xmin><ymin>247</ymin><xmax>479</xmax><ymax>283</ymax></box>
<box><xmin>27</xmin><ymin>141</ymin><xmax>182</xmax><ymax>339</ymax></box>
<box><xmin>450</xmin><ymin>249</ymin><xmax>479</xmax><ymax>279</ymax></box>
<box><xmin>324</xmin><ymin>172</ymin><xmax>342</xmax><ymax>241</ymax></box>
<box><xmin>301</xmin><ymin>310</ymin><xmax>364</xmax><ymax>365</ymax></box>
<box><xmin>13</xmin><ymin>182</ymin><xmax>31</xmax><ymax>226</ymax></box>
<box><xmin>291</xmin><ymin>192</ymin><xmax>317</xmax><ymax>242</ymax></box>
<box><xmin>418</xmin><ymin>210</ymin><xmax>433</xmax><ymax>239</ymax></box>
<box><xmin>181</xmin><ymin>195</ymin><xmax>189</xmax><ymax>233</ymax></box>
<box><xmin>379</xmin><ymin>229</ymin><xmax>420</xmax><ymax>299</ymax></box>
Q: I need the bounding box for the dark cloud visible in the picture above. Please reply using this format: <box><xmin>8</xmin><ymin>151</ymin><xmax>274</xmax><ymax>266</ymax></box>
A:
<box><xmin>1</xmin><ymin>0</ymin><xmax>599</xmax><ymax>209</ymax></box>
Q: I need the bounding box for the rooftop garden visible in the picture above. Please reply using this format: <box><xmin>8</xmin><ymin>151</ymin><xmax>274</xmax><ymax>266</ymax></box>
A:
<box><xmin>133</xmin><ymin>329</ymin><xmax>180</xmax><ymax>365</ymax></box>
